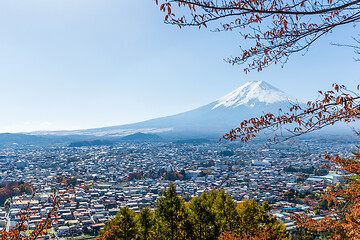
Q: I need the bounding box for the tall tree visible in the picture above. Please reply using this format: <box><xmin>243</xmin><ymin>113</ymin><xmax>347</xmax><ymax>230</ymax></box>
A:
<box><xmin>155</xmin><ymin>183</ymin><xmax>188</xmax><ymax>240</ymax></box>
<box><xmin>212</xmin><ymin>189</ymin><xmax>238</xmax><ymax>233</ymax></box>
<box><xmin>137</xmin><ymin>207</ymin><xmax>155</xmax><ymax>240</ymax></box>
<box><xmin>188</xmin><ymin>191</ymin><xmax>217</xmax><ymax>239</ymax></box>
<box><xmin>99</xmin><ymin>207</ymin><xmax>138</xmax><ymax>240</ymax></box>
<box><xmin>235</xmin><ymin>199</ymin><xmax>289</xmax><ymax>239</ymax></box>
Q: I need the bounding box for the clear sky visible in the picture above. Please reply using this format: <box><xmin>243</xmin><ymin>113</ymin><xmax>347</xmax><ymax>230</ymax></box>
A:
<box><xmin>0</xmin><ymin>0</ymin><xmax>359</xmax><ymax>133</ymax></box>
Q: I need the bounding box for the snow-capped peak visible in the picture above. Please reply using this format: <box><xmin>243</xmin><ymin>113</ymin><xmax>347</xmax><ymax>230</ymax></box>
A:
<box><xmin>212</xmin><ymin>81</ymin><xmax>297</xmax><ymax>109</ymax></box>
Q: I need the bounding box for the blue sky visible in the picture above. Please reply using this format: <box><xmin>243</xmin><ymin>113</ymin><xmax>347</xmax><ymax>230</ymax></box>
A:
<box><xmin>0</xmin><ymin>0</ymin><xmax>359</xmax><ymax>133</ymax></box>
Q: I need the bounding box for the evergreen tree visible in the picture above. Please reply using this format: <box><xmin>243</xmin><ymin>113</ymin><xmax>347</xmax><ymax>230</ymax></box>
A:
<box><xmin>155</xmin><ymin>182</ymin><xmax>188</xmax><ymax>240</ymax></box>
<box><xmin>188</xmin><ymin>191</ymin><xmax>216</xmax><ymax>239</ymax></box>
<box><xmin>99</xmin><ymin>207</ymin><xmax>138</xmax><ymax>240</ymax></box>
<box><xmin>235</xmin><ymin>199</ymin><xmax>289</xmax><ymax>239</ymax></box>
<box><xmin>181</xmin><ymin>214</ymin><xmax>194</xmax><ymax>240</ymax></box>
<box><xmin>212</xmin><ymin>189</ymin><xmax>238</xmax><ymax>233</ymax></box>
<box><xmin>236</xmin><ymin>199</ymin><xmax>261</xmax><ymax>235</ymax></box>
<box><xmin>136</xmin><ymin>207</ymin><xmax>155</xmax><ymax>240</ymax></box>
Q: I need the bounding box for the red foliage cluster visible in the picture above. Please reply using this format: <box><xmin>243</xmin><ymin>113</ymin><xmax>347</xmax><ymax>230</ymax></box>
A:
<box><xmin>53</xmin><ymin>176</ymin><xmax>78</xmax><ymax>186</ymax></box>
<box><xmin>289</xmin><ymin>151</ymin><xmax>360</xmax><ymax>239</ymax></box>
<box><xmin>127</xmin><ymin>172</ymin><xmax>144</xmax><ymax>181</ymax></box>
<box><xmin>0</xmin><ymin>181</ymin><xmax>34</xmax><ymax>205</ymax></box>
<box><xmin>0</xmin><ymin>188</ymin><xmax>12</xmax><ymax>205</ymax></box>
<box><xmin>164</xmin><ymin>171</ymin><xmax>185</xmax><ymax>181</ymax></box>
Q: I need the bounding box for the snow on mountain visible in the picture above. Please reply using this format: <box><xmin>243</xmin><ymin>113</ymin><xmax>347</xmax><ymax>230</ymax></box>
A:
<box><xmin>213</xmin><ymin>80</ymin><xmax>298</xmax><ymax>109</ymax></box>
<box><xmin>30</xmin><ymin>81</ymin><xmax>302</xmax><ymax>138</ymax></box>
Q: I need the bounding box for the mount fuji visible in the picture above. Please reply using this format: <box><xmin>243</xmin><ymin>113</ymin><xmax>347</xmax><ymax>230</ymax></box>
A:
<box><xmin>37</xmin><ymin>80</ymin><xmax>301</xmax><ymax>139</ymax></box>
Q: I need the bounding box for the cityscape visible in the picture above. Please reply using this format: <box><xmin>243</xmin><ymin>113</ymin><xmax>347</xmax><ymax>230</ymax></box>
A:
<box><xmin>0</xmin><ymin>136</ymin><xmax>357</xmax><ymax>238</ymax></box>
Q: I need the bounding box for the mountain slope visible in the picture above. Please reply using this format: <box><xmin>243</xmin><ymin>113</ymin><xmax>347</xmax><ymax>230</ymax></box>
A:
<box><xmin>41</xmin><ymin>81</ymin><xmax>301</xmax><ymax>138</ymax></box>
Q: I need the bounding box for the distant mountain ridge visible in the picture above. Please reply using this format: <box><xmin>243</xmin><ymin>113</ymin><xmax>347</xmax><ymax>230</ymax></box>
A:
<box><xmin>67</xmin><ymin>133</ymin><xmax>162</xmax><ymax>147</ymax></box>
<box><xmin>122</xmin><ymin>132</ymin><xmax>162</xmax><ymax>141</ymax></box>
<box><xmin>2</xmin><ymin>80</ymin><xmax>357</xmax><ymax>145</ymax></box>
<box><xmin>28</xmin><ymin>81</ymin><xmax>302</xmax><ymax>139</ymax></box>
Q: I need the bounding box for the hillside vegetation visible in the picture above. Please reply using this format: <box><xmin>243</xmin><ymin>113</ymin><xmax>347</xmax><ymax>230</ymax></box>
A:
<box><xmin>98</xmin><ymin>183</ymin><xmax>288</xmax><ymax>240</ymax></box>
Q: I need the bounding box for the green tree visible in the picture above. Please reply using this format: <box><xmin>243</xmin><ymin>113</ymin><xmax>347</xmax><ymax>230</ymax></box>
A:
<box><xmin>282</xmin><ymin>189</ymin><xmax>295</xmax><ymax>202</ymax></box>
<box><xmin>235</xmin><ymin>199</ymin><xmax>288</xmax><ymax>239</ymax></box>
<box><xmin>236</xmin><ymin>199</ymin><xmax>261</xmax><ymax>235</ymax></box>
<box><xmin>136</xmin><ymin>207</ymin><xmax>155</xmax><ymax>240</ymax></box>
<box><xmin>188</xmin><ymin>191</ymin><xmax>217</xmax><ymax>239</ymax></box>
<box><xmin>181</xmin><ymin>215</ymin><xmax>194</xmax><ymax>240</ymax></box>
<box><xmin>212</xmin><ymin>189</ymin><xmax>238</xmax><ymax>233</ymax></box>
<box><xmin>155</xmin><ymin>182</ymin><xmax>188</xmax><ymax>240</ymax></box>
<box><xmin>99</xmin><ymin>207</ymin><xmax>138</xmax><ymax>240</ymax></box>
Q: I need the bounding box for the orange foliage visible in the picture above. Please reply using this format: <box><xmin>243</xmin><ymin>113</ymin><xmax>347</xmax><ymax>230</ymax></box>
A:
<box><xmin>0</xmin><ymin>189</ymin><xmax>74</xmax><ymax>240</ymax></box>
<box><xmin>220</xmin><ymin>229</ymin><xmax>288</xmax><ymax>240</ymax></box>
<box><xmin>290</xmin><ymin>152</ymin><xmax>360</xmax><ymax>239</ymax></box>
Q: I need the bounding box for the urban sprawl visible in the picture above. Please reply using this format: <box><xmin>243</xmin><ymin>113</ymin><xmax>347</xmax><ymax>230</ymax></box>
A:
<box><xmin>0</xmin><ymin>138</ymin><xmax>356</xmax><ymax>238</ymax></box>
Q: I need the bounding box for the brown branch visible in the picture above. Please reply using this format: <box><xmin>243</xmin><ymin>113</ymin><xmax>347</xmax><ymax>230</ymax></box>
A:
<box><xmin>172</xmin><ymin>0</ymin><xmax>360</xmax><ymax>16</ymax></box>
